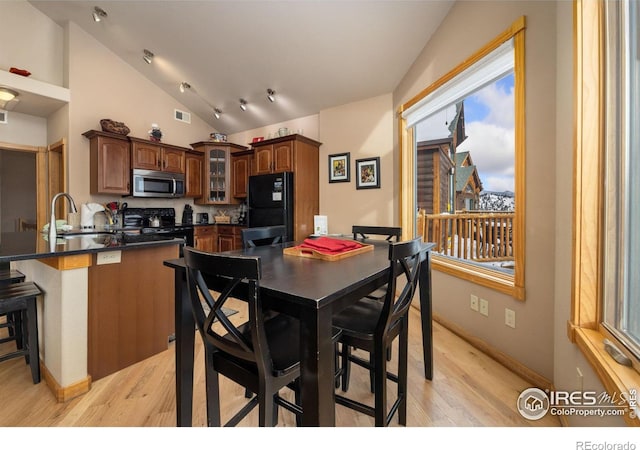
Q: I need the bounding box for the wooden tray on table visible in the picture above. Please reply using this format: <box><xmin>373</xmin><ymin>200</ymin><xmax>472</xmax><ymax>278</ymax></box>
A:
<box><xmin>283</xmin><ymin>239</ymin><xmax>374</xmax><ymax>261</ymax></box>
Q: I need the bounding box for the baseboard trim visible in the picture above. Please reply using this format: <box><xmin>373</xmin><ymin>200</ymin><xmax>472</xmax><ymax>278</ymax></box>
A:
<box><xmin>432</xmin><ymin>312</ymin><xmax>553</xmax><ymax>391</ymax></box>
<box><xmin>41</xmin><ymin>361</ymin><xmax>92</xmax><ymax>402</ymax></box>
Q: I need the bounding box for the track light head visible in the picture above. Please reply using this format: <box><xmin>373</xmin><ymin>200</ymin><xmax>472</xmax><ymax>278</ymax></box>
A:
<box><xmin>179</xmin><ymin>82</ymin><xmax>191</xmax><ymax>93</ymax></box>
<box><xmin>267</xmin><ymin>89</ymin><xmax>276</xmax><ymax>102</ymax></box>
<box><xmin>143</xmin><ymin>49</ymin><xmax>154</xmax><ymax>64</ymax></box>
<box><xmin>213</xmin><ymin>108</ymin><xmax>222</xmax><ymax>119</ymax></box>
<box><xmin>92</xmin><ymin>6</ymin><xmax>107</xmax><ymax>22</ymax></box>
<box><xmin>239</xmin><ymin>98</ymin><xmax>247</xmax><ymax>111</ymax></box>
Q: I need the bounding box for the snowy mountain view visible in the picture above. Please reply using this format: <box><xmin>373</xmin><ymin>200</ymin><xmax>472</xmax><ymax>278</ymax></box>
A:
<box><xmin>478</xmin><ymin>191</ymin><xmax>515</xmax><ymax>212</ymax></box>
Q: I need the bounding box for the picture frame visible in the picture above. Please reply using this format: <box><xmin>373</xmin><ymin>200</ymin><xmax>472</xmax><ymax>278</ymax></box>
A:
<box><xmin>356</xmin><ymin>157</ymin><xmax>381</xmax><ymax>189</ymax></box>
<box><xmin>328</xmin><ymin>152</ymin><xmax>350</xmax><ymax>183</ymax></box>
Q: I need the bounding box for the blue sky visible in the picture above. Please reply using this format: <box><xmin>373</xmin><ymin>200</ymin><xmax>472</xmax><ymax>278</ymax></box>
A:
<box><xmin>416</xmin><ymin>72</ymin><xmax>515</xmax><ymax>192</ymax></box>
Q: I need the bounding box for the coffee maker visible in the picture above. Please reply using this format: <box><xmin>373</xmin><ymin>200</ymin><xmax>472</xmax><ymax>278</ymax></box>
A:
<box><xmin>238</xmin><ymin>201</ymin><xmax>247</xmax><ymax>225</ymax></box>
<box><xmin>181</xmin><ymin>204</ymin><xmax>193</xmax><ymax>224</ymax></box>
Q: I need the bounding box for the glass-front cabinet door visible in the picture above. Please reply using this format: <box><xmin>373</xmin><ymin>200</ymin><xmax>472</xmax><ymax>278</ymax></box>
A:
<box><xmin>191</xmin><ymin>142</ymin><xmax>247</xmax><ymax>205</ymax></box>
<box><xmin>208</xmin><ymin>148</ymin><xmax>227</xmax><ymax>203</ymax></box>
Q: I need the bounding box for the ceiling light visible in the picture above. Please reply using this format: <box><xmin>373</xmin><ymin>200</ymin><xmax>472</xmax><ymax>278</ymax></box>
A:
<box><xmin>239</xmin><ymin>99</ymin><xmax>247</xmax><ymax>111</ymax></box>
<box><xmin>0</xmin><ymin>88</ymin><xmax>18</xmax><ymax>102</ymax></box>
<box><xmin>179</xmin><ymin>82</ymin><xmax>191</xmax><ymax>93</ymax></box>
<box><xmin>143</xmin><ymin>49</ymin><xmax>154</xmax><ymax>64</ymax></box>
<box><xmin>267</xmin><ymin>89</ymin><xmax>276</xmax><ymax>102</ymax></box>
<box><xmin>92</xmin><ymin>6</ymin><xmax>107</xmax><ymax>22</ymax></box>
<box><xmin>213</xmin><ymin>108</ymin><xmax>222</xmax><ymax>119</ymax></box>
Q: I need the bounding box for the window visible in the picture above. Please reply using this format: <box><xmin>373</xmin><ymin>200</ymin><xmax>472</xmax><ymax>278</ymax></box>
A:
<box><xmin>602</xmin><ymin>0</ymin><xmax>640</xmax><ymax>359</ymax></box>
<box><xmin>572</xmin><ymin>0</ymin><xmax>639</xmax><ymax>426</ymax></box>
<box><xmin>398</xmin><ymin>17</ymin><xmax>525</xmax><ymax>299</ymax></box>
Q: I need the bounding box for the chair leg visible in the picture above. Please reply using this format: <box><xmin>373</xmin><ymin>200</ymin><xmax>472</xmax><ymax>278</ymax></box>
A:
<box><xmin>25</xmin><ymin>299</ymin><xmax>40</xmax><ymax>384</ymax></box>
<box><xmin>369</xmin><ymin>352</ymin><xmax>375</xmax><ymax>393</ymax></box>
<box><xmin>258</xmin><ymin>391</ymin><xmax>275</xmax><ymax>427</ymax></box>
<box><xmin>204</xmin><ymin>349</ymin><xmax>221</xmax><ymax>427</ymax></box>
<box><xmin>341</xmin><ymin>344</ymin><xmax>351</xmax><ymax>392</ymax></box>
<box><xmin>398</xmin><ymin>322</ymin><xmax>409</xmax><ymax>426</ymax></box>
<box><xmin>374</xmin><ymin>343</ymin><xmax>388</xmax><ymax>427</ymax></box>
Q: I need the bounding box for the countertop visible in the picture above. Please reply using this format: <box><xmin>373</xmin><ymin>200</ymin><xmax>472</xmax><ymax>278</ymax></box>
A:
<box><xmin>0</xmin><ymin>230</ymin><xmax>183</xmax><ymax>263</ymax></box>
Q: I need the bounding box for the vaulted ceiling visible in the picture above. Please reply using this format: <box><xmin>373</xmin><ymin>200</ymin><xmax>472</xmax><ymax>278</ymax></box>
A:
<box><xmin>29</xmin><ymin>1</ymin><xmax>454</xmax><ymax>134</ymax></box>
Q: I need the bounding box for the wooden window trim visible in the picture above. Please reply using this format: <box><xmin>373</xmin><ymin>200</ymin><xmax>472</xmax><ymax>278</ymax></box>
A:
<box><xmin>398</xmin><ymin>17</ymin><xmax>526</xmax><ymax>301</ymax></box>
<box><xmin>570</xmin><ymin>0</ymin><xmax>640</xmax><ymax>426</ymax></box>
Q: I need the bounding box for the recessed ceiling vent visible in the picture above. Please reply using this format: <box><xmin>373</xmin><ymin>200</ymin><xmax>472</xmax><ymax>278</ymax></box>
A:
<box><xmin>174</xmin><ymin>109</ymin><xmax>191</xmax><ymax>124</ymax></box>
<box><xmin>0</xmin><ymin>110</ymin><xmax>7</xmax><ymax>124</ymax></box>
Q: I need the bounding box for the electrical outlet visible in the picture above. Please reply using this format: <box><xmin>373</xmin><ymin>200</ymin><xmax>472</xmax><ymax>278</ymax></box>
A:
<box><xmin>96</xmin><ymin>251</ymin><xmax>122</xmax><ymax>265</ymax></box>
<box><xmin>470</xmin><ymin>294</ymin><xmax>479</xmax><ymax>311</ymax></box>
<box><xmin>576</xmin><ymin>367</ymin><xmax>584</xmax><ymax>392</ymax></box>
<box><xmin>479</xmin><ymin>298</ymin><xmax>489</xmax><ymax>316</ymax></box>
<box><xmin>505</xmin><ymin>308</ymin><xmax>516</xmax><ymax>328</ymax></box>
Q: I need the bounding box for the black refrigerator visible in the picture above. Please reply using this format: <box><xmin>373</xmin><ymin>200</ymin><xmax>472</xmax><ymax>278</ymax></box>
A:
<box><xmin>248</xmin><ymin>172</ymin><xmax>294</xmax><ymax>242</ymax></box>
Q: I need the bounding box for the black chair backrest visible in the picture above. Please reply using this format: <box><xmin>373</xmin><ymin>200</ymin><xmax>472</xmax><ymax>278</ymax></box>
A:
<box><xmin>183</xmin><ymin>247</ymin><xmax>273</xmax><ymax>376</ymax></box>
<box><xmin>377</xmin><ymin>237</ymin><xmax>423</xmax><ymax>337</ymax></box>
<box><xmin>352</xmin><ymin>225</ymin><xmax>402</xmax><ymax>242</ymax></box>
<box><xmin>241</xmin><ymin>225</ymin><xmax>287</xmax><ymax>249</ymax></box>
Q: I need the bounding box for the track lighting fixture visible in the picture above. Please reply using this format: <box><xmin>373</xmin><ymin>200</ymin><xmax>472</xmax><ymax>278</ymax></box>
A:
<box><xmin>92</xmin><ymin>6</ymin><xmax>107</xmax><ymax>22</ymax></box>
<box><xmin>143</xmin><ymin>49</ymin><xmax>154</xmax><ymax>64</ymax></box>
<box><xmin>267</xmin><ymin>89</ymin><xmax>276</xmax><ymax>102</ymax></box>
<box><xmin>213</xmin><ymin>108</ymin><xmax>222</xmax><ymax>119</ymax></box>
<box><xmin>239</xmin><ymin>98</ymin><xmax>247</xmax><ymax>111</ymax></box>
<box><xmin>179</xmin><ymin>82</ymin><xmax>191</xmax><ymax>93</ymax></box>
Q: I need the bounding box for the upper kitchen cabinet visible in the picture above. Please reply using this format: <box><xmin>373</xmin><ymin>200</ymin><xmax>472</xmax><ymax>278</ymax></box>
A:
<box><xmin>191</xmin><ymin>141</ymin><xmax>247</xmax><ymax>205</ymax></box>
<box><xmin>231</xmin><ymin>150</ymin><xmax>253</xmax><ymax>199</ymax></box>
<box><xmin>129</xmin><ymin>137</ymin><xmax>186</xmax><ymax>174</ymax></box>
<box><xmin>83</xmin><ymin>130</ymin><xmax>131</xmax><ymax>195</ymax></box>
<box><xmin>185</xmin><ymin>151</ymin><xmax>203</xmax><ymax>198</ymax></box>
<box><xmin>252</xmin><ymin>138</ymin><xmax>293</xmax><ymax>175</ymax></box>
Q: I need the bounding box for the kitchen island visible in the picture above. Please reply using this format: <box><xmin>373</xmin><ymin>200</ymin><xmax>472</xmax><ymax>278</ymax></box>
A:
<box><xmin>0</xmin><ymin>230</ymin><xmax>182</xmax><ymax>401</ymax></box>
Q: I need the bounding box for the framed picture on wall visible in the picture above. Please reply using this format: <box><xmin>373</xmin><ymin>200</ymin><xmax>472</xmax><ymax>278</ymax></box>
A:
<box><xmin>356</xmin><ymin>157</ymin><xmax>381</xmax><ymax>189</ymax></box>
<box><xmin>328</xmin><ymin>152</ymin><xmax>350</xmax><ymax>183</ymax></box>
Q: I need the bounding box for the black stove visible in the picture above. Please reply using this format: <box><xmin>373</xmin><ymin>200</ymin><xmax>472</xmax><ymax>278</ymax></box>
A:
<box><xmin>122</xmin><ymin>207</ymin><xmax>194</xmax><ymax>249</ymax></box>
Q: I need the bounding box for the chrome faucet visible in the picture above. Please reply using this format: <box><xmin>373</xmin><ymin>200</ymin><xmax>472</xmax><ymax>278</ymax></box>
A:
<box><xmin>49</xmin><ymin>192</ymin><xmax>78</xmax><ymax>244</ymax></box>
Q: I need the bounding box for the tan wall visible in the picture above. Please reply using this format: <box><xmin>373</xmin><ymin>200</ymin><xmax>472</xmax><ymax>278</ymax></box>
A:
<box><xmin>228</xmin><ymin>114</ymin><xmax>319</xmax><ymax>146</ymax></box>
<box><xmin>66</xmin><ymin>22</ymin><xmax>214</xmax><ymax>206</ymax></box>
<box><xmin>394</xmin><ymin>1</ymin><xmax>558</xmax><ymax>379</ymax></box>
<box><xmin>318</xmin><ymin>93</ymin><xmax>395</xmax><ymax>235</ymax></box>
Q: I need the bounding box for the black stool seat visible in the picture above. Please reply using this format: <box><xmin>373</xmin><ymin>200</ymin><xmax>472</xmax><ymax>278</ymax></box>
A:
<box><xmin>0</xmin><ymin>269</ymin><xmax>26</xmax><ymax>285</ymax></box>
<box><xmin>0</xmin><ymin>281</ymin><xmax>42</xmax><ymax>384</ymax></box>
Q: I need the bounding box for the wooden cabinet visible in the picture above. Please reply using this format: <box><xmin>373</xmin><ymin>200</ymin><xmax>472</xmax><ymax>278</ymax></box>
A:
<box><xmin>130</xmin><ymin>138</ymin><xmax>186</xmax><ymax>174</ymax></box>
<box><xmin>231</xmin><ymin>150</ymin><xmax>252</xmax><ymax>198</ymax></box>
<box><xmin>194</xmin><ymin>225</ymin><xmax>216</xmax><ymax>253</ymax></box>
<box><xmin>194</xmin><ymin>225</ymin><xmax>245</xmax><ymax>252</ymax></box>
<box><xmin>191</xmin><ymin>142</ymin><xmax>247</xmax><ymax>205</ymax></box>
<box><xmin>252</xmin><ymin>140</ymin><xmax>293</xmax><ymax>175</ymax></box>
<box><xmin>185</xmin><ymin>151</ymin><xmax>203</xmax><ymax>198</ymax></box>
<box><xmin>216</xmin><ymin>225</ymin><xmax>243</xmax><ymax>251</ymax></box>
<box><xmin>84</xmin><ymin>130</ymin><xmax>131</xmax><ymax>195</ymax></box>
<box><xmin>250</xmin><ymin>135</ymin><xmax>321</xmax><ymax>241</ymax></box>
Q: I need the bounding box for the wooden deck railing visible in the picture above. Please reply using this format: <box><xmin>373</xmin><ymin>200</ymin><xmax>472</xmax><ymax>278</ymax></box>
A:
<box><xmin>417</xmin><ymin>210</ymin><xmax>515</xmax><ymax>262</ymax></box>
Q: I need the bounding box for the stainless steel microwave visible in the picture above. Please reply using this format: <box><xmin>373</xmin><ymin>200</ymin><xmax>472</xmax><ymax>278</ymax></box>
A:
<box><xmin>132</xmin><ymin>169</ymin><xmax>185</xmax><ymax>198</ymax></box>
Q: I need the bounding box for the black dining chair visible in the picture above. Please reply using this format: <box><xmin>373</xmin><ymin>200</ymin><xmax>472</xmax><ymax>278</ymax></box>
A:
<box><xmin>241</xmin><ymin>225</ymin><xmax>287</xmax><ymax>249</ymax></box>
<box><xmin>333</xmin><ymin>237</ymin><xmax>423</xmax><ymax>426</ymax></box>
<box><xmin>184</xmin><ymin>246</ymin><xmax>303</xmax><ymax>426</ymax></box>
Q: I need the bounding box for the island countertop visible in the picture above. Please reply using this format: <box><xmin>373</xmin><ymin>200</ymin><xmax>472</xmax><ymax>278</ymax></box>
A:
<box><xmin>0</xmin><ymin>230</ymin><xmax>183</xmax><ymax>263</ymax></box>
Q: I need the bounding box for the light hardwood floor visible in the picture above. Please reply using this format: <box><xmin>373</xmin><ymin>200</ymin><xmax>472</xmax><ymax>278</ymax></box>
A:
<box><xmin>0</xmin><ymin>301</ymin><xmax>560</xmax><ymax>427</ymax></box>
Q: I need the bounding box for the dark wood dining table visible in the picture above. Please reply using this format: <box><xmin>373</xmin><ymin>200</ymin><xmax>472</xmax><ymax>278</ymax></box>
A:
<box><xmin>164</xmin><ymin>239</ymin><xmax>435</xmax><ymax>427</ymax></box>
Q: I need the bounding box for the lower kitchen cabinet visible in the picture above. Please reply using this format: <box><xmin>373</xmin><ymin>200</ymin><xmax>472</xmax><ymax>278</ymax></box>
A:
<box><xmin>194</xmin><ymin>225</ymin><xmax>244</xmax><ymax>252</ymax></box>
<box><xmin>194</xmin><ymin>225</ymin><xmax>216</xmax><ymax>253</ymax></box>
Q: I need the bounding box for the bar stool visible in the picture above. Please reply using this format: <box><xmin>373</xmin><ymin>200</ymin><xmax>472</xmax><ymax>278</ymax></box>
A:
<box><xmin>0</xmin><ymin>267</ymin><xmax>26</xmax><ymax>349</ymax></box>
<box><xmin>0</xmin><ymin>281</ymin><xmax>43</xmax><ymax>384</ymax></box>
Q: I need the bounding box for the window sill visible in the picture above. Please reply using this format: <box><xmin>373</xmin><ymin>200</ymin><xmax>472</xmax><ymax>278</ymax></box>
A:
<box><xmin>569</xmin><ymin>323</ymin><xmax>640</xmax><ymax>426</ymax></box>
<box><xmin>432</xmin><ymin>254</ymin><xmax>525</xmax><ymax>300</ymax></box>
